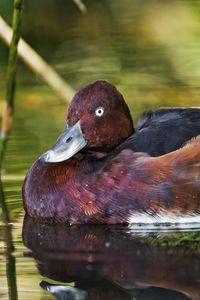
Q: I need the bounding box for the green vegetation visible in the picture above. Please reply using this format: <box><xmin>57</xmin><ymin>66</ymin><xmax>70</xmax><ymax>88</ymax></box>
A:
<box><xmin>6</xmin><ymin>0</ymin><xmax>23</xmax><ymax>111</ymax></box>
<box><xmin>138</xmin><ymin>231</ymin><xmax>200</xmax><ymax>253</ymax></box>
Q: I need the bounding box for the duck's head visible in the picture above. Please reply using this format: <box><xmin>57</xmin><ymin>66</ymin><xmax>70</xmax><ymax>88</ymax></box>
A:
<box><xmin>41</xmin><ymin>80</ymin><xmax>134</xmax><ymax>163</ymax></box>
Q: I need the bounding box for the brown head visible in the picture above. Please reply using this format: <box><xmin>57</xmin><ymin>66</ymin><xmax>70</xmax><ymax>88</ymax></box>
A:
<box><xmin>41</xmin><ymin>80</ymin><xmax>134</xmax><ymax>163</ymax></box>
<box><xmin>67</xmin><ymin>80</ymin><xmax>134</xmax><ymax>151</ymax></box>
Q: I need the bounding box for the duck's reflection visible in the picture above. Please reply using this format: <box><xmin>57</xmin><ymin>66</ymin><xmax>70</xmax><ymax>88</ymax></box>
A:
<box><xmin>22</xmin><ymin>216</ymin><xmax>200</xmax><ymax>300</ymax></box>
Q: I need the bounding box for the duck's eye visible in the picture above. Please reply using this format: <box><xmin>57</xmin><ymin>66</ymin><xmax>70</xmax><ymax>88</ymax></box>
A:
<box><xmin>95</xmin><ymin>107</ymin><xmax>104</xmax><ymax>117</ymax></box>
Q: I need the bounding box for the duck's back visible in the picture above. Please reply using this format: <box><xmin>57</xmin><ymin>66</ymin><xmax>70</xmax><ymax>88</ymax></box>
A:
<box><xmin>132</xmin><ymin>108</ymin><xmax>200</xmax><ymax>156</ymax></box>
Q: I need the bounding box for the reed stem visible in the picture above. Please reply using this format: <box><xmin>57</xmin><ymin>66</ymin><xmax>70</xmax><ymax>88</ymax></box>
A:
<box><xmin>0</xmin><ymin>1</ymin><xmax>23</xmax><ymax>299</ymax></box>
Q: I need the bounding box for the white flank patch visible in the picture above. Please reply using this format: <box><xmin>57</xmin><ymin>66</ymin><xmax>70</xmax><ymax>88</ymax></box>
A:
<box><xmin>128</xmin><ymin>213</ymin><xmax>200</xmax><ymax>231</ymax></box>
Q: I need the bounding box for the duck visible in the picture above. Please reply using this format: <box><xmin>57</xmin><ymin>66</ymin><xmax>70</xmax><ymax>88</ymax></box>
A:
<box><xmin>23</xmin><ymin>80</ymin><xmax>200</xmax><ymax>225</ymax></box>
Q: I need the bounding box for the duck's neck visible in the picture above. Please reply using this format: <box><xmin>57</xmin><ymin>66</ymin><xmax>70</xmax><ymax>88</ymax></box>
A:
<box><xmin>59</xmin><ymin>152</ymin><xmax>108</xmax><ymax>179</ymax></box>
<box><xmin>79</xmin><ymin>149</ymin><xmax>109</xmax><ymax>160</ymax></box>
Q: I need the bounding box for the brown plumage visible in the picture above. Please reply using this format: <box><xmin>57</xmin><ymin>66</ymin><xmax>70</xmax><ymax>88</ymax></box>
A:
<box><xmin>23</xmin><ymin>135</ymin><xmax>200</xmax><ymax>225</ymax></box>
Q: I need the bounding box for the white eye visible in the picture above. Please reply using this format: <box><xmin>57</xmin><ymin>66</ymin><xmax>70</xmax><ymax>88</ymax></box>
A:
<box><xmin>95</xmin><ymin>107</ymin><xmax>104</xmax><ymax>117</ymax></box>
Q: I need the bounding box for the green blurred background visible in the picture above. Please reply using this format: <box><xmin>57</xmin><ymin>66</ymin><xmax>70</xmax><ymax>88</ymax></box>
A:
<box><xmin>1</xmin><ymin>1</ymin><xmax>200</xmax><ymax>299</ymax></box>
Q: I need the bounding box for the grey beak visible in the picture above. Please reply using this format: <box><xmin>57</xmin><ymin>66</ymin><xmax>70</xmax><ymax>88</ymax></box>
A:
<box><xmin>40</xmin><ymin>121</ymin><xmax>87</xmax><ymax>163</ymax></box>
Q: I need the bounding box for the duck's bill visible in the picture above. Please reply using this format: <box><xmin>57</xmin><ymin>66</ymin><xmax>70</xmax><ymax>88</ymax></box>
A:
<box><xmin>40</xmin><ymin>121</ymin><xmax>87</xmax><ymax>163</ymax></box>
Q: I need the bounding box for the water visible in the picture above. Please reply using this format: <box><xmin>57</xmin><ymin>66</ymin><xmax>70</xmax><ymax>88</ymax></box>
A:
<box><xmin>2</xmin><ymin>217</ymin><xmax>200</xmax><ymax>300</ymax></box>
<box><xmin>1</xmin><ymin>0</ymin><xmax>200</xmax><ymax>299</ymax></box>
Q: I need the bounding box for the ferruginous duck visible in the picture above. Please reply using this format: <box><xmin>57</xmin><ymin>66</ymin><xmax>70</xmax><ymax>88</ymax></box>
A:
<box><xmin>23</xmin><ymin>80</ymin><xmax>200</xmax><ymax>225</ymax></box>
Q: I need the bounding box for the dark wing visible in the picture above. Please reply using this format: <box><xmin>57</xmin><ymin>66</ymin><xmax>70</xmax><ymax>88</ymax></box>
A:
<box><xmin>122</xmin><ymin>108</ymin><xmax>200</xmax><ymax>157</ymax></box>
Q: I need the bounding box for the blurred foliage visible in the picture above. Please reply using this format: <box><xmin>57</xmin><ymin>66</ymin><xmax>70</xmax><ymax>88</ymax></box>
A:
<box><xmin>1</xmin><ymin>0</ymin><xmax>200</xmax><ymax>112</ymax></box>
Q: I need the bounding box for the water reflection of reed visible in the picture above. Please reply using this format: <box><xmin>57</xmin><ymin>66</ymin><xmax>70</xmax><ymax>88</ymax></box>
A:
<box><xmin>23</xmin><ymin>216</ymin><xmax>200</xmax><ymax>300</ymax></box>
<box><xmin>1</xmin><ymin>180</ymin><xmax>18</xmax><ymax>300</ymax></box>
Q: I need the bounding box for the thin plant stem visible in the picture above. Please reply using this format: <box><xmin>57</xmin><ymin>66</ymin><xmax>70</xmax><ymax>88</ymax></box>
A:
<box><xmin>0</xmin><ymin>0</ymin><xmax>23</xmax><ymax>146</ymax></box>
<box><xmin>0</xmin><ymin>1</ymin><xmax>23</xmax><ymax>299</ymax></box>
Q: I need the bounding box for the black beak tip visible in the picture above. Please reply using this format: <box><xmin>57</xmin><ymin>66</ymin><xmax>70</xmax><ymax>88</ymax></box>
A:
<box><xmin>40</xmin><ymin>281</ymin><xmax>49</xmax><ymax>290</ymax></box>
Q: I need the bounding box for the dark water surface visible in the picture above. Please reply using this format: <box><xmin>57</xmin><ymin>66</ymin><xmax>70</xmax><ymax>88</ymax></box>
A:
<box><xmin>1</xmin><ymin>0</ymin><xmax>200</xmax><ymax>299</ymax></box>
